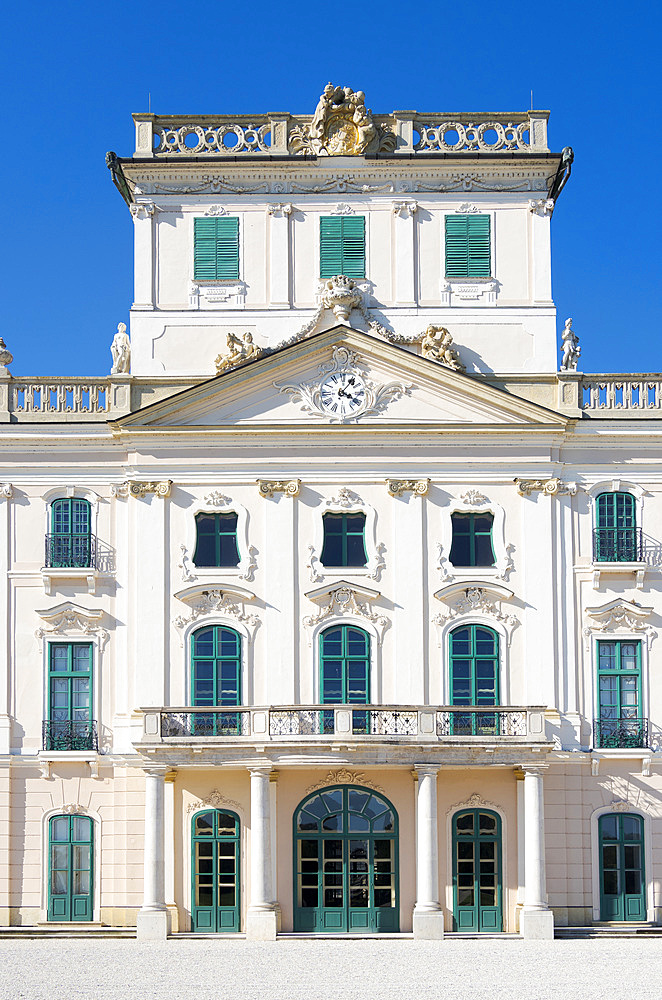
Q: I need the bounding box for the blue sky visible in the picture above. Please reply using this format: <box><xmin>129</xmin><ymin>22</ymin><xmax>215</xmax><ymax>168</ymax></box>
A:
<box><xmin>1</xmin><ymin>0</ymin><xmax>659</xmax><ymax>376</ymax></box>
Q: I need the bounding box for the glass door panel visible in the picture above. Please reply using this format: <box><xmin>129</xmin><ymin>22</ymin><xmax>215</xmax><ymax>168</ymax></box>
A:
<box><xmin>48</xmin><ymin>815</ymin><xmax>93</xmax><ymax>921</ymax></box>
<box><xmin>599</xmin><ymin>813</ymin><xmax>645</xmax><ymax>921</ymax></box>
<box><xmin>453</xmin><ymin>810</ymin><xmax>502</xmax><ymax>931</ymax></box>
<box><xmin>191</xmin><ymin>810</ymin><xmax>240</xmax><ymax>932</ymax></box>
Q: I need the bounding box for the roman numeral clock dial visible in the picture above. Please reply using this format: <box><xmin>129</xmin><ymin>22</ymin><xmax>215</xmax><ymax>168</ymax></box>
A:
<box><xmin>319</xmin><ymin>372</ymin><xmax>366</xmax><ymax>417</ymax></box>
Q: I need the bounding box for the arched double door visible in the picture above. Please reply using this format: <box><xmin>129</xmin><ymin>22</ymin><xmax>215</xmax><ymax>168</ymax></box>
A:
<box><xmin>294</xmin><ymin>786</ymin><xmax>399</xmax><ymax>933</ymax></box>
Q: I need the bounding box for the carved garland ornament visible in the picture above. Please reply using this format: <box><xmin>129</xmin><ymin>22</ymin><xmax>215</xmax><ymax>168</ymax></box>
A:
<box><xmin>187</xmin><ymin>788</ymin><xmax>242</xmax><ymax>815</ymax></box>
<box><xmin>305</xmin><ymin>769</ymin><xmax>385</xmax><ymax>794</ymax></box>
<box><xmin>303</xmin><ymin>586</ymin><xmax>390</xmax><ymax>645</ymax></box>
<box><xmin>292</xmin><ymin>275</ymin><xmax>391</xmax><ymax>341</ymax></box>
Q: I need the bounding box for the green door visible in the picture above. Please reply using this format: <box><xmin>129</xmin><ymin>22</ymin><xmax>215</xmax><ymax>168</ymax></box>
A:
<box><xmin>320</xmin><ymin>625</ymin><xmax>370</xmax><ymax>734</ymax></box>
<box><xmin>192</xmin><ymin>810</ymin><xmax>240</xmax><ymax>932</ymax></box>
<box><xmin>453</xmin><ymin>809</ymin><xmax>502</xmax><ymax>931</ymax></box>
<box><xmin>48</xmin><ymin>814</ymin><xmax>93</xmax><ymax>921</ymax></box>
<box><xmin>595</xmin><ymin>492</ymin><xmax>637</xmax><ymax>561</ymax></box>
<box><xmin>294</xmin><ymin>786</ymin><xmax>398</xmax><ymax>933</ymax></box>
<box><xmin>599</xmin><ymin>813</ymin><xmax>646</xmax><ymax>921</ymax></box>
<box><xmin>50</xmin><ymin>498</ymin><xmax>92</xmax><ymax>567</ymax></box>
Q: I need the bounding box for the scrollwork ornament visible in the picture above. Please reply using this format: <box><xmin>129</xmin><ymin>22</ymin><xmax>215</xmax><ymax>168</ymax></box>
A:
<box><xmin>258</xmin><ymin>479</ymin><xmax>300</xmax><ymax>499</ymax></box>
<box><xmin>303</xmin><ymin>586</ymin><xmax>390</xmax><ymax>645</ymax></box>
<box><xmin>305</xmin><ymin>769</ymin><xmax>385</xmax><ymax>794</ymax></box>
<box><xmin>461</xmin><ymin>489</ymin><xmax>489</xmax><ymax>506</ymax></box>
<box><xmin>387</xmin><ymin>479</ymin><xmax>429</xmax><ymax>497</ymax></box>
<box><xmin>128</xmin><ymin>480</ymin><xmax>172</xmax><ymax>499</ymax></box>
<box><xmin>515</xmin><ymin>477</ymin><xmax>577</xmax><ymax>497</ymax></box>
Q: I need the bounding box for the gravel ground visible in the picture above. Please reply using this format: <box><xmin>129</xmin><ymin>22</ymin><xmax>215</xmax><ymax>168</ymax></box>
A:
<box><xmin>1</xmin><ymin>938</ymin><xmax>661</xmax><ymax>1000</ymax></box>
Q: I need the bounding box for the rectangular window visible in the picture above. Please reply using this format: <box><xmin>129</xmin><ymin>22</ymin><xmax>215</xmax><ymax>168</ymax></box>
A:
<box><xmin>194</xmin><ymin>217</ymin><xmax>240</xmax><ymax>280</ymax></box>
<box><xmin>449</xmin><ymin>513</ymin><xmax>495</xmax><ymax>567</ymax></box>
<box><xmin>596</xmin><ymin>640</ymin><xmax>645</xmax><ymax>749</ymax></box>
<box><xmin>46</xmin><ymin>643</ymin><xmax>96</xmax><ymax>751</ymax></box>
<box><xmin>445</xmin><ymin>214</ymin><xmax>491</xmax><ymax>278</ymax></box>
<box><xmin>320</xmin><ymin>216</ymin><xmax>365</xmax><ymax>279</ymax></box>
<box><xmin>193</xmin><ymin>513</ymin><xmax>240</xmax><ymax>568</ymax></box>
<box><xmin>320</xmin><ymin>513</ymin><xmax>367</xmax><ymax>567</ymax></box>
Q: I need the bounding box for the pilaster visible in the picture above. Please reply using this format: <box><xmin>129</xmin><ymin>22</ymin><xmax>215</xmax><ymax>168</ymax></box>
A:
<box><xmin>393</xmin><ymin>201</ymin><xmax>418</xmax><ymax>306</ymax></box>
<box><xmin>130</xmin><ymin>202</ymin><xmax>156</xmax><ymax>310</ymax></box>
<box><xmin>0</xmin><ymin>487</ymin><xmax>12</xmax><ymax>753</ymax></box>
<box><xmin>267</xmin><ymin>204</ymin><xmax>292</xmax><ymax>307</ymax></box>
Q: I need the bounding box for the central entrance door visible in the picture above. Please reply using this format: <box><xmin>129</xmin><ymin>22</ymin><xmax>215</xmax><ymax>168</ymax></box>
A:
<box><xmin>48</xmin><ymin>814</ymin><xmax>93</xmax><ymax>921</ymax></box>
<box><xmin>599</xmin><ymin>812</ymin><xmax>646</xmax><ymax>921</ymax></box>
<box><xmin>191</xmin><ymin>809</ymin><xmax>240</xmax><ymax>932</ymax></box>
<box><xmin>294</xmin><ymin>786</ymin><xmax>398</xmax><ymax>932</ymax></box>
<box><xmin>453</xmin><ymin>809</ymin><xmax>502</xmax><ymax>931</ymax></box>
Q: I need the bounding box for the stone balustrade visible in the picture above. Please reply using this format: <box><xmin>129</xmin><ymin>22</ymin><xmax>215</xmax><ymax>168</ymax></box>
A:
<box><xmin>581</xmin><ymin>375</ymin><xmax>662</xmax><ymax>414</ymax></box>
<box><xmin>1</xmin><ymin>376</ymin><xmax>133</xmax><ymax>421</ymax></box>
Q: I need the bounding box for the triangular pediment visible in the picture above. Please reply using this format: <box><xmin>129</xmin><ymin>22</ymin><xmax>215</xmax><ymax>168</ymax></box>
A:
<box><xmin>114</xmin><ymin>326</ymin><xmax>567</xmax><ymax>432</ymax></box>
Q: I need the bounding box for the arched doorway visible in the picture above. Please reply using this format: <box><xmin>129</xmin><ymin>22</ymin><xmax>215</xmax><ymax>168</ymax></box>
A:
<box><xmin>452</xmin><ymin>808</ymin><xmax>502</xmax><ymax>931</ymax></box>
<box><xmin>599</xmin><ymin>812</ymin><xmax>646</xmax><ymax>921</ymax></box>
<box><xmin>191</xmin><ymin>809</ymin><xmax>240</xmax><ymax>932</ymax></box>
<box><xmin>47</xmin><ymin>814</ymin><xmax>93</xmax><ymax>921</ymax></box>
<box><xmin>294</xmin><ymin>786</ymin><xmax>398</xmax><ymax>932</ymax></box>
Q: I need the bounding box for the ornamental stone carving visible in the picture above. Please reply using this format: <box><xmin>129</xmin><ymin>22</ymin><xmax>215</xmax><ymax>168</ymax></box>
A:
<box><xmin>583</xmin><ymin>599</ymin><xmax>656</xmax><ymax>649</ymax></box>
<box><xmin>173</xmin><ymin>589</ymin><xmax>260</xmax><ymax>636</ymax></box>
<box><xmin>288</xmin><ymin>84</ymin><xmax>396</xmax><ymax>157</ymax></box>
<box><xmin>110</xmin><ymin>322</ymin><xmax>131</xmax><ymax>374</ymax></box>
<box><xmin>0</xmin><ymin>338</ymin><xmax>13</xmax><ymax>369</ymax></box>
<box><xmin>35</xmin><ymin>602</ymin><xmax>109</xmax><ymax>646</ymax></box>
<box><xmin>204</xmin><ymin>491</ymin><xmax>231</xmax><ymax>506</ymax></box>
<box><xmin>515</xmin><ymin>477</ymin><xmax>577</xmax><ymax>497</ymax></box>
<box><xmin>305</xmin><ymin>769</ymin><xmax>385</xmax><ymax>794</ymax></box>
<box><xmin>215</xmin><ymin>331</ymin><xmax>262</xmax><ymax>375</ymax></box>
<box><xmin>392</xmin><ymin>201</ymin><xmax>418</xmax><ymax>217</ymax></box>
<box><xmin>420</xmin><ymin>326</ymin><xmax>465</xmax><ymax>372</ymax></box>
<box><xmin>267</xmin><ymin>203</ymin><xmax>293</xmax><ymax>217</ymax></box>
<box><xmin>129</xmin><ymin>480</ymin><xmax>172</xmax><ymax>499</ymax></box>
<box><xmin>187</xmin><ymin>789</ymin><xmax>242</xmax><ymax>815</ymax></box>
<box><xmin>257</xmin><ymin>479</ymin><xmax>301</xmax><ymax>499</ymax></box>
<box><xmin>129</xmin><ymin>202</ymin><xmax>156</xmax><ymax>222</ymax></box>
<box><xmin>529</xmin><ymin>198</ymin><xmax>555</xmax><ymax>217</ymax></box>
<box><xmin>293</xmin><ymin>275</ymin><xmax>389</xmax><ymax>340</ymax></box>
<box><xmin>0</xmin><ymin>484</ymin><xmax>13</xmax><ymax>500</ymax></box>
<box><xmin>303</xmin><ymin>584</ymin><xmax>390</xmax><ymax>645</ymax></box>
<box><xmin>560</xmin><ymin>317</ymin><xmax>581</xmax><ymax>372</ymax></box>
<box><xmin>461</xmin><ymin>489</ymin><xmax>490</xmax><ymax>506</ymax></box>
<box><xmin>387</xmin><ymin>479</ymin><xmax>429</xmax><ymax>497</ymax></box>
<box><xmin>433</xmin><ymin>586</ymin><xmax>519</xmax><ymax>644</ymax></box>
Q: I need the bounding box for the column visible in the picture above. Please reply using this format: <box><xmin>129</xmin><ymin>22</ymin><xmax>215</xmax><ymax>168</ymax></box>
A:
<box><xmin>246</xmin><ymin>766</ymin><xmax>279</xmax><ymax>939</ymax></box>
<box><xmin>413</xmin><ymin>765</ymin><xmax>444</xmax><ymax>939</ymax></box>
<box><xmin>520</xmin><ymin>765</ymin><xmax>554</xmax><ymax>939</ymax></box>
<box><xmin>130</xmin><ymin>203</ymin><xmax>155</xmax><ymax>310</ymax></box>
<box><xmin>268</xmin><ymin>204</ymin><xmax>291</xmax><ymax>307</ymax></box>
<box><xmin>136</xmin><ymin>767</ymin><xmax>169</xmax><ymax>940</ymax></box>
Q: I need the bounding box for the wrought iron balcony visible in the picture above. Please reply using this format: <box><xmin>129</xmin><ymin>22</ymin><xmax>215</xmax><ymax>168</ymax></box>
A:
<box><xmin>45</xmin><ymin>533</ymin><xmax>98</xmax><ymax>569</ymax></box>
<box><xmin>594</xmin><ymin>717</ymin><xmax>649</xmax><ymax>749</ymax></box>
<box><xmin>592</xmin><ymin>527</ymin><xmax>643</xmax><ymax>563</ymax></box>
<box><xmin>141</xmin><ymin>705</ymin><xmax>547</xmax><ymax>744</ymax></box>
<box><xmin>42</xmin><ymin>720</ymin><xmax>98</xmax><ymax>752</ymax></box>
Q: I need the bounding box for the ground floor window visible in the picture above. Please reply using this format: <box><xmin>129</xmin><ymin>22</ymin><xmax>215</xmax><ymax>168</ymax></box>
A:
<box><xmin>191</xmin><ymin>809</ymin><xmax>240</xmax><ymax>932</ymax></box>
<box><xmin>452</xmin><ymin>808</ymin><xmax>502</xmax><ymax>932</ymax></box>
<box><xmin>48</xmin><ymin>814</ymin><xmax>93</xmax><ymax>921</ymax></box>
<box><xmin>294</xmin><ymin>785</ymin><xmax>398</xmax><ymax>933</ymax></box>
<box><xmin>599</xmin><ymin>812</ymin><xmax>646</xmax><ymax>921</ymax></box>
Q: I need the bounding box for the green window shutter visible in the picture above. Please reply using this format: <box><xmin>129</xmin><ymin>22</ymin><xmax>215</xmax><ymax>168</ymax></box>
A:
<box><xmin>445</xmin><ymin>214</ymin><xmax>491</xmax><ymax>278</ymax></box>
<box><xmin>320</xmin><ymin>216</ymin><xmax>365</xmax><ymax>279</ymax></box>
<box><xmin>194</xmin><ymin>217</ymin><xmax>239</xmax><ymax>280</ymax></box>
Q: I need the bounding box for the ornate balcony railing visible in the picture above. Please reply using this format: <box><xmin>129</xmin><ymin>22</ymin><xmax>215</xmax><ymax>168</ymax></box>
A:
<box><xmin>45</xmin><ymin>533</ymin><xmax>98</xmax><ymax>569</ymax></box>
<box><xmin>12</xmin><ymin>380</ymin><xmax>110</xmax><ymax>414</ymax></box>
<box><xmin>581</xmin><ymin>375</ymin><xmax>662</xmax><ymax>414</ymax></box>
<box><xmin>592</xmin><ymin>527</ymin><xmax>643</xmax><ymax>563</ymax></box>
<box><xmin>594</xmin><ymin>717</ymin><xmax>649</xmax><ymax>749</ymax></box>
<box><xmin>42</xmin><ymin>720</ymin><xmax>98</xmax><ymax>752</ymax></box>
<box><xmin>141</xmin><ymin>705</ymin><xmax>547</xmax><ymax>743</ymax></box>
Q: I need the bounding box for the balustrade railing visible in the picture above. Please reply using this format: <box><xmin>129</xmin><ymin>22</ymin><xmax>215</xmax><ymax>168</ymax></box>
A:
<box><xmin>12</xmin><ymin>379</ymin><xmax>109</xmax><ymax>414</ymax></box>
<box><xmin>143</xmin><ymin>705</ymin><xmax>546</xmax><ymax>742</ymax></box>
<box><xmin>592</xmin><ymin>527</ymin><xmax>643</xmax><ymax>563</ymax></box>
<box><xmin>45</xmin><ymin>533</ymin><xmax>98</xmax><ymax>570</ymax></box>
<box><xmin>42</xmin><ymin>720</ymin><xmax>98</xmax><ymax>752</ymax></box>
<box><xmin>581</xmin><ymin>376</ymin><xmax>662</xmax><ymax>413</ymax></box>
<box><xmin>594</xmin><ymin>717</ymin><xmax>648</xmax><ymax>749</ymax></box>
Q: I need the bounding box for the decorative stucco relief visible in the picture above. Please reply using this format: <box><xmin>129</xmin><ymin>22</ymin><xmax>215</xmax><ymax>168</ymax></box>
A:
<box><xmin>173</xmin><ymin>589</ymin><xmax>260</xmax><ymax>642</ymax></box>
<box><xmin>302</xmin><ymin>585</ymin><xmax>390</xmax><ymax>646</ymax></box>
<box><xmin>305</xmin><ymin>769</ymin><xmax>385</xmax><ymax>794</ymax></box>
<box><xmin>186</xmin><ymin>788</ymin><xmax>243</xmax><ymax>815</ymax></box>
<box><xmin>583</xmin><ymin>598</ymin><xmax>656</xmax><ymax>650</ymax></box>
<box><xmin>35</xmin><ymin>602</ymin><xmax>109</xmax><ymax>646</ymax></box>
<box><xmin>433</xmin><ymin>586</ymin><xmax>519</xmax><ymax>646</ymax></box>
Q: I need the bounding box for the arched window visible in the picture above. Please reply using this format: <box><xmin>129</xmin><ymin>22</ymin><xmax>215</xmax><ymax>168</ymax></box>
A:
<box><xmin>191</xmin><ymin>625</ymin><xmax>242</xmax><ymax>735</ymax></box>
<box><xmin>320</xmin><ymin>625</ymin><xmax>370</xmax><ymax>734</ymax></box>
<box><xmin>48</xmin><ymin>498</ymin><xmax>92</xmax><ymax>568</ymax></box>
<box><xmin>449</xmin><ymin>625</ymin><xmax>499</xmax><ymax>735</ymax></box>
<box><xmin>595</xmin><ymin>492</ymin><xmax>639</xmax><ymax>562</ymax></box>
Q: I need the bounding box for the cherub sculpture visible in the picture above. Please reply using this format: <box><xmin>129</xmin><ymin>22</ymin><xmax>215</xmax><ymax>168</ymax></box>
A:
<box><xmin>215</xmin><ymin>331</ymin><xmax>262</xmax><ymax>375</ymax></box>
<box><xmin>560</xmin><ymin>317</ymin><xmax>580</xmax><ymax>371</ymax></box>
<box><xmin>110</xmin><ymin>322</ymin><xmax>131</xmax><ymax>374</ymax></box>
<box><xmin>420</xmin><ymin>325</ymin><xmax>466</xmax><ymax>372</ymax></box>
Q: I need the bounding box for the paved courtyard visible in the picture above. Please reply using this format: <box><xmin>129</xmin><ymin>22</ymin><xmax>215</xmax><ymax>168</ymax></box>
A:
<box><xmin>1</xmin><ymin>938</ymin><xmax>661</xmax><ymax>1000</ymax></box>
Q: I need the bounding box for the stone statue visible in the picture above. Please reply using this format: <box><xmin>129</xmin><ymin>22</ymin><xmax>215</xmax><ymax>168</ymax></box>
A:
<box><xmin>420</xmin><ymin>326</ymin><xmax>466</xmax><ymax>372</ymax></box>
<box><xmin>0</xmin><ymin>338</ymin><xmax>13</xmax><ymax>370</ymax></box>
<box><xmin>215</xmin><ymin>331</ymin><xmax>262</xmax><ymax>375</ymax></box>
<box><xmin>289</xmin><ymin>84</ymin><xmax>396</xmax><ymax>157</ymax></box>
<box><xmin>110</xmin><ymin>323</ymin><xmax>131</xmax><ymax>374</ymax></box>
<box><xmin>560</xmin><ymin>317</ymin><xmax>580</xmax><ymax>371</ymax></box>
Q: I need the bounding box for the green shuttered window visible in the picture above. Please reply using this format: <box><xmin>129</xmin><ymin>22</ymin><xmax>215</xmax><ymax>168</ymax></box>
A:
<box><xmin>445</xmin><ymin>214</ymin><xmax>491</xmax><ymax>278</ymax></box>
<box><xmin>320</xmin><ymin>216</ymin><xmax>365</xmax><ymax>279</ymax></box>
<box><xmin>194</xmin><ymin>217</ymin><xmax>240</xmax><ymax>280</ymax></box>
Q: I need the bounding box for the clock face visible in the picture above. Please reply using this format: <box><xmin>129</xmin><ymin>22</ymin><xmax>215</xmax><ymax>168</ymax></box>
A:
<box><xmin>320</xmin><ymin>372</ymin><xmax>366</xmax><ymax>417</ymax></box>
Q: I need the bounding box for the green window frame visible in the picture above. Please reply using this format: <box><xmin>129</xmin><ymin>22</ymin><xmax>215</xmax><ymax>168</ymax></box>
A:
<box><xmin>320</xmin><ymin>625</ymin><xmax>370</xmax><ymax>734</ymax></box>
<box><xmin>191</xmin><ymin>625</ymin><xmax>242</xmax><ymax>735</ymax></box>
<box><xmin>453</xmin><ymin>809</ymin><xmax>502</xmax><ymax>932</ymax></box>
<box><xmin>320</xmin><ymin>512</ymin><xmax>367</xmax><ymax>567</ymax></box>
<box><xmin>445</xmin><ymin>214</ymin><xmax>491</xmax><ymax>278</ymax></box>
<box><xmin>449</xmin><ymin>513</ymin><xmax>495</xmax><ymax>567</ymax></box>
<box><xmin>48</xmin><ymin>814</ymin><xmax>94</xmax><ymax>921</ymax></box>
<box><xmin>320</xmin><ymin>216</ymin><xmax>365</xmax><ymax>279</ymax></box>
<box><xmin>194</xmin><ymin>217</ymin><xmax>240</xmax><ymax>280</ymax></box>
<box><xmin>191</xmin><ymin>809</ymin><xmax>240</xmax><ymax>933</ymax></box>
<box><xmin>46</xmin><ymin>643</ymin><xmax>93</xmax><ymax>751</ymax></box>
<box><xmin>595</xmin><ymin>492</ymin><xmax>638</xmax><ymax>562</ymax></box>
<box><xmin>192</xmin><ymin>512</ymin><xmax>240</xmax><ymax>568</ymax></box>
<box><xmin>449</xmin><ymin>625</ymin><xmax>499</xmax><ymax>735</ymax></box>
<box><xmin>49</xmin><ymin>498</ymin><xmax>92</xmax><ymax>568</ymax></box>
<box><xmin>596</xmin><ymin>640</ymin><xmax>644</xmax><ymax>748</ymax></box>
<box><xmin>599</xmin><ymin>813</ymin><xmax>646</xmax><ymax>921</ymax></box>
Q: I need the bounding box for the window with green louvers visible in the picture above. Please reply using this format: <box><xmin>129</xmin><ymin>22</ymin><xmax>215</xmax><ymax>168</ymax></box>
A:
<box><xmin>320</xmin><ymin>216</ymin><xmax>365</xmax><ymax>279</ymax></box>
<box><xmin>194</xmin><ymin>217</ymin><xmax>240</xmax><ymax>280</ymax></box>
<box><xmin>445</xmin><ymin>214</ymin><xmax>491</xmax><ymax>278</ymax></box>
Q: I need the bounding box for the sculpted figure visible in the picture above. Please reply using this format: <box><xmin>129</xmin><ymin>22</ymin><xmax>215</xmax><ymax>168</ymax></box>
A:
<box><xmin>241</xmin><ymin>331</ymin><xmax>261</xmax><ymax>361</ymax></box>
<box><xmin>310</xmin><ymin>83</ymin><xmax>335</xmax><ymax>140</ymax></box>
<box><xmin>110</xmin><ymin>322</ymin><xmax>131</xmax><ymax>374</ymax></box>
<box><xmin>353</xmin><ymin>102</ymin><xmax>377</xmax><ymax>154</ymax></box>
<box><xmin>421</xmin><ymin>325</ymin><xmax>465</xmax><ymax>372</ymax></box>
<box><xmin>560</xmin><ymin>317</ymin><xmax>580</xmax><ymax>371</ymax></box>
<box><xmin>215</xmin><ymin>331</ymin><xmax>262</xmax><ymax>374</ymax></box>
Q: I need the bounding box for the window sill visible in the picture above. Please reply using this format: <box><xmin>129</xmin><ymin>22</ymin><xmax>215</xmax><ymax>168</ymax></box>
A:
<box><xmin>41</xmin><ymin>567</ymin><xmax>112</xmax><ymax>597</ymax></box>
<box><xmin>591</xmin><ymin>561</ymin><xmax>647</xmax><ymax>590</ymax></box>
<box><xmin>441</xmin><ymin>277</ymin><xmax>497</xmax><ymax>306</ymax></box>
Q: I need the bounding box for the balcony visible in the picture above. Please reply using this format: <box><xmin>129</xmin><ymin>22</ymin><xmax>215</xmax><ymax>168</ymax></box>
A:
<box><xmin>42</xmin><ymin>533</ymin><xmax>113</xmax><ymax>596</ymax></box>
<box><xmin>591</xmin><ymin>527</ymin><xmax>646</xmax><ymax>589</ymax></box>
<box><xmin>42</xmin><ymin>720</ymin><xmax>99</xmax><ymax>752</ymax></box>
<box><xmin>594</xmin><ymin>717</ymin><xmax>649</xmax><ymax>750</ymax></box>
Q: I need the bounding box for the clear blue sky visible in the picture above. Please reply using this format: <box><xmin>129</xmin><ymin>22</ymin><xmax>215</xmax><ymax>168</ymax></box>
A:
<box><xmin>1</xmin><ymin>0</ymin><xmax>659</xmax><ymax>376</ymax></box>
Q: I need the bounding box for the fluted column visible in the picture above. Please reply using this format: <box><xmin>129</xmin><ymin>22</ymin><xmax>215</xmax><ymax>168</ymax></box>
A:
<box><xmin>246</xmin><ymin>766</ymin><xmax>279</xmax><ymax>939</ymax></box>
<box><xmin>520</xmin><ymin>765</ymin><xmax>554</xmax><ymax>939</ymax></box>
<box><xmin>413</xmin><ymin>764</ymin><xmax>444</xmax><ymax>939</ymax></box>
<box><xmin>136</xmin><ymin>767</ymin><xmax>169</xmax><ymax>940</ymax></box>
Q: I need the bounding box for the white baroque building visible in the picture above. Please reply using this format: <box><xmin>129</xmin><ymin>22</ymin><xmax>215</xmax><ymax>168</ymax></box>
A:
<box><xmin>1</xmin><ymin>86</ymin><xmax>660</xmax><ymax>940</ymax></box>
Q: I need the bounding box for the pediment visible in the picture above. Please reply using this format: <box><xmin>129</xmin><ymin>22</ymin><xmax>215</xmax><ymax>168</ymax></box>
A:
<box><xmin>114</xmin><ymin>326</ymin><xmax>567</xmax><ymax>432</ymax></box>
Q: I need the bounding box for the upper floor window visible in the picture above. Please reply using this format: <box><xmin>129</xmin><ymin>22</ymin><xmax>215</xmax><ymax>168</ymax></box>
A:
<box><xmin>594</xmin><ymin>492</ymin><xmax>640</xmax><ymax>562</ymax></box>
<box><xmin>449</xmin><ymin>513</ymin><xmax>495</xmax><ymax>567</ymax></box>
<box><xmin>320</xmin><ymin>216</ymin><xmax>365</xmax><ymax>279</ymax></box>
<box><xmin>449</xmin><ymin>625</ymin><xmax>499</xmax><ymax>735</ymax></box>
<box><xmin>194</xmin><ymin>217</ymin><xmax>240</xmax><ymax>280</ymax></box>
<box><xmin>320</xmin><ymin>624</ymin><xmax>370</xmax><ymax>734</ymax></box>
<box><xmin>321</xmin><ymin>513</ymin><xmax>367</xmax><ymax>568</ymax></box>
<box><xmin>445</xmin><ymin>214</ymin><xmax>491</xmax><ymax>278</ymax></box>
<box><xmin>47</xmin><ymin>499</ymin><xmax>92</xmax><ymax>569</ymax></box>
<box><xmin>191</xmin><ymin>625</ymin><xmax>242</xmax><ymax>735</ymax></box>
<box><xmin>595</xmin><ymin>640</ymin><xmax>645</xmax><ymax>749</ymax></box>
<box><xmin>44</xmin><ymin>642</ymin><xmax>97</xmax><ymax>751</ymax></box>
<box><xmin>193</xmin><ymin>513</ymin><xmax>240</xmax><ymax>568</ymax></box>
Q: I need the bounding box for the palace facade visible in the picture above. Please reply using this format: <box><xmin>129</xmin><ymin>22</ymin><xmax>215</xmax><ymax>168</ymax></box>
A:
<box><xmin>1</xmin><ymin>87</ymin><xmax>660</xmax><ymax>939</ymax></box>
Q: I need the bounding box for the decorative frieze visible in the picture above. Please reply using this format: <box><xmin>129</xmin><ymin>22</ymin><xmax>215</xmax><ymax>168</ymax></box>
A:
<box><xmin>514</xmin><ymin>477</ymin><xmax>577</xmax><ymax>497</ymax></box>
<box><xmin>257</xmin><ymin>479</ymin><xmax>301</xmax><ymax>499</ymax></box>
<box><xmin>387</xmin><ymin>479</ymin><xmax>429</xmax><ymax>497</ymax></box>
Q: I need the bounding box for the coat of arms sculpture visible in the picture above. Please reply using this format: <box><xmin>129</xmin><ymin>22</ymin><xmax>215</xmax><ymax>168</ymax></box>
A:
<box><xmin>289</xmin><ymin>84</ymin><xmax>396</xmax><ymax>156</ymax></box>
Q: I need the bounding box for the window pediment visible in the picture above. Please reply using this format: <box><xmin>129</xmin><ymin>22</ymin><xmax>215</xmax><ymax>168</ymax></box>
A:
<box><xmin>302</xmin><ymin>582</ymin><xmax>389</xmax><ymax>645</ymax></box>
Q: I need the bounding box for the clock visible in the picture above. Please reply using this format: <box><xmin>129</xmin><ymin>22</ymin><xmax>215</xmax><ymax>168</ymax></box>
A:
<box><xmin>319</xmin><ymin>372</ymin><xmax>366</xmax><ymax>417</ymax></box>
